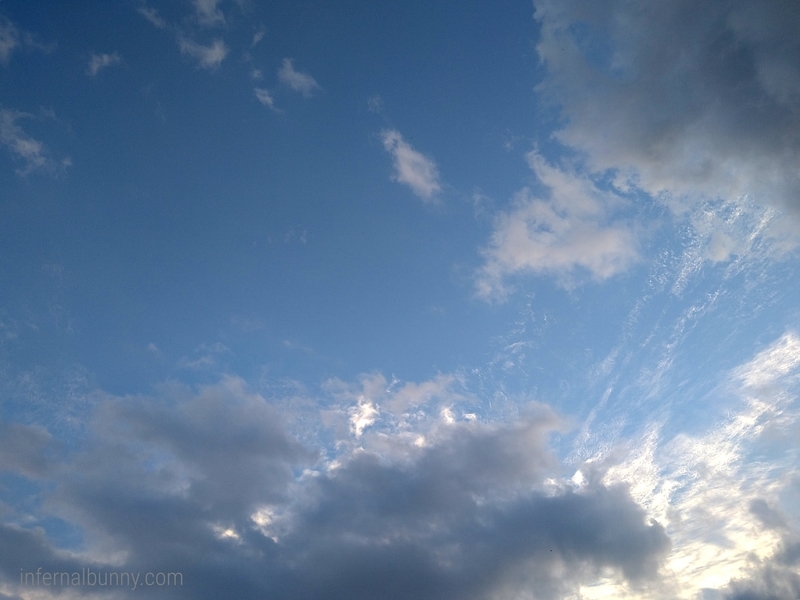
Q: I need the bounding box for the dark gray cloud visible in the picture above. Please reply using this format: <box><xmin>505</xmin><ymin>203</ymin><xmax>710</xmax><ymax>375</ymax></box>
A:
<box><xmin>0</xmin><ymin>380</ymin><xmax>670</xmax><ymax>600</ymax></box>
<box><xmin>534</xmin><ymin>0</ymin><xmax>800</xmax><ymax>217</ymax></box>
<box><xmin>0</xmin><ymin>423</ymin><xmax>52</xmax><ymax>478</ymax></box>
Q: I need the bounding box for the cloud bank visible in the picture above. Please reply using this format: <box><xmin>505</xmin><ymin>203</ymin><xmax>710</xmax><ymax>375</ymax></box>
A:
<box><xmin>0</xmin><ymin>376</ymin><xmax>671</xmax><ymax>600</ymax></box>
<box><xmin>533</xmin><ymin>0</ymin><xmax>800</xmax><ymax>218</ymax></box>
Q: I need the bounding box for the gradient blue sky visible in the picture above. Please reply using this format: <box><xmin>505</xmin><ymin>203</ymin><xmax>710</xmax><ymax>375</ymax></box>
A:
<box><xmin>1</xmin><ymin>1</ymin><xmax>799</xmax><ymax>599</ymax></box>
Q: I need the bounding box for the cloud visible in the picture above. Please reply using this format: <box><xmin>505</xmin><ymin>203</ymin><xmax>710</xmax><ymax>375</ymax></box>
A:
<box><xmin>582</xmin><ymin>332</ymin><xmax>800</xmax><ymax>598</ymax></box>
<box><xmin>533</xmin><ymin>0</ymin><xmax>800</xmax><ymax>223</ymax></box>
<box><xmin>0</xmin><ymin>15</ymin><xmax>20</xmax><ymax>65</ymax></box>
<box><xmin>178</xmin><ymin>38</ymin><xmax>228</xmax><ymax>70</ymax></box>
<box><xmin>277</xmin><ymin>58</ymin><xmax>321</xmax><ymax>98</ymax></box>
<box><xmin>476</xmin><ymin>151</ymin><xmax>638</xmax><ymax>300</ymax></box>
<box><xmin>0</xmin><ymin>108</ymin><xmax>68</xmax><ymax>175</ymax></box>
<box><xmin>0</xmin><ymin>423</ymin><xmax>52</xmax><ymax>478</ymax></box>
<box><xmin>0</xmin><ymin>375</ymin><xmax>671</xmax><ymax>600</ymax></box>
<box><xmin>86</xmin><ymin>52</ymin><xmax>121</xmax><ymax>76</ymax></box>
<box><xmin>0</xmin><ymin>15</ymin><xmax>52</xmax><ymax>65</ymax></box>
<box><xmin>136</xmin><ymin>5</ymin><xmax>167</xmax><ymax>29</ymax></box>
<box><xmin>254</xmin><ymin>87</ymin><xmax>277</xmax><ymax>111</ymax></box>
<box><xmin>381</xmin><ymin>129</ymin><xmax>442</xmax><ymax>201</ymax></box>
<box><xmin>193</xmin><ymin>0</ymin><xmax>225</xmax><ymax>25</ymax></box>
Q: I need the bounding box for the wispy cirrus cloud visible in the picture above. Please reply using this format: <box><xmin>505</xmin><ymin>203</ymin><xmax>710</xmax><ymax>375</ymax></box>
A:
<box><xmin>278</xmin><ymin>58</ymin><xmax>321</xmax><ymax>98</ymax></box>
<box><xmin>178</xmin><ymin>37</ymin><xmax>228</xmax><ymax>70</ymax></box>
<box><xmin>476</xmin><ymin>151</ymin><xmax>638</xmax><ymax>301</ymax></box>
<box><xmin>0</xmin><ymin>15</ymin><xmax>20</xmax><ymax>64</ymax></box>
<box><xmin>381</xmin><ymin>129</ymin><xmax>442</xmax><ymax>201</ymax></box>
<box><xmin>0</xmin><ymin>14</ymin><xmax>53</xmax><ymax>65</ymax></box>
<box><xmin>136</xmin><ymin>4</ymin><xmax>167</xmax><ymax>29</ymax></box>
<box><xmin>254</xmin><ymin>88</ymin><xmax>278</xmax><ymax>111</ymax></box>
<box><xmin>86</xmin><ymin>52</ymin><xmax>121</xmax><ymax>76</ymax></box>
<box><xmin>193</xmin><ymin>0</ymin><xmax>225</xmax><ymax>25</ymax></box>
<box><xmin>0</xmin><ymin>108</ymin><xmax>69</xmax><ymax>175</ymax></box>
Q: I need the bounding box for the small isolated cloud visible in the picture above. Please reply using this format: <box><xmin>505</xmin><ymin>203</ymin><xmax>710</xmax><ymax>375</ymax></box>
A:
<box><xmin>0</xmin><ymin>107</ymin><xmax>67</xmax><ymax>175</ymax></box>
<box><xmin>136</xmin><ymin>4</ymin><xmax>166</xmax><ymax>29</ymax></box>
<box><xmin>0</xmin><ymin>15</ymin><xmax>20</xmax><ymax>64</ymax></box>
<box><xmin>278</xmin><ymin>58</ymin><xmax>321</xmax><ymax>98</ymax></box>
<box><xmin>381</xmin><ymin>129</ymin><xmax>442</xmax><ymax>201</ymax></box>
<box><xmin>193</xmin><ymin>0</ymin><xmax>224</xmax><ymax>25</ymax></box>
<box><xmin>476</xmin><ymin>151</ymin><xmax>638</xmax><ymax>301</ymax></box>
<box><xmin>254</xmin><ymin>87</ymin><xmax>278</xmax><ymax>111</ymax></box>
<box><xmin>367</xmin><ymin>94</ymin><xmax>384</xmax><ymax>113</ymax></box>
<box><xmin>86</xmin><ymin>52</ymin><xmax>121</xmax><ymax>76</ymax></box>
<box><xmin>179</xmin><ymin>37</ymin><xmax>228</xmax><ymax>70</ymax></box>
<box><xmin>251</xmin><ymin>27</ymin><xmax>265</xmax><ymax>48</ymax></box>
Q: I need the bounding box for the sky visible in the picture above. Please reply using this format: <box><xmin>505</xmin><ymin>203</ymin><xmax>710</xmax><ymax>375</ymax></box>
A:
<box><xmin>0</xmin><ymin>1</ymin><xmax>799</xmax><ymax>599</ymax></box>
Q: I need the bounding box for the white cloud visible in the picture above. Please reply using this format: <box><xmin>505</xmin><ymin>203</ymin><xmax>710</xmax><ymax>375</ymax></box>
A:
<box><xmin>533</xmin><ymin>0</ymin><xmax>800</xmax><ymax>229</ymax></box>
<box><xmin>381</xmin><ymin>129</ymin><xmax>442</xmax><ymax>201</ymax></box>
<box><xmin>136</xmin><ymin>5</ymin><xmax>167</xmax><ymax>29</ymax></box>
<box><xmin>476</xmin><ymin>151</ymin><xmax>638</xmax><ymax>300</ymax></box>
<box><xmin>277</xmin><ymin>58</ymin><xmax>321</xmax><ymax>98</ymax></box>
<box><xmin>178</xmin><ymin>37</ymin><xmax>228</xmax><ymax>70</ymax></box>
<box><xmin>87</xmin><ymin>52</ymin><xmax>121</xmax><ymax>76</ymax></box>
<box><xmin>254</xmin><ymin>87</ymin><xmax>277</xmax><ymax>111</ymax></box>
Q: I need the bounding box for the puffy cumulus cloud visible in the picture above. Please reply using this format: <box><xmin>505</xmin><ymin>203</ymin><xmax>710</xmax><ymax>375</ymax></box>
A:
<box><xmin>0</xmin><ymin>375</ymin><xmax>671</xmax><ymax>600</ymax></box>
<box><xmin>476</xmin><ymin>152</ymin><xmax>639</xmax><ymax>300</ymax></box>
<box><xmin>86</xmin><ymin>52</ymin><xmax>121</xmax><ymax>76</ymax></box>
<box><xmin>381</xmin><ymin>129</ymin><xmax>442</xmax><ymax>201</ymax></box>
<box><xmin>533</xmin><ymin>0</ymin><xmax>800</xmax><ymax>225</ymax></box>
<box><xmin>278</xmin><ymin>58</ymin><xmax>321</xmax><ymax>98</ymax></box>
<box><xmin>178</xmin><ymin>37</ymin><xmax>228</xmax><ymax>70</ymax></box>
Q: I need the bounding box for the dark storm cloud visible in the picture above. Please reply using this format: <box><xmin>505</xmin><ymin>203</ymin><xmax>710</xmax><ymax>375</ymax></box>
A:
<box><xmin>1</xmin><ymin>381</ymin><xmax>670</xmax><ymax>600</ymax></box>
<box><xmin>534</xmin><ymin>0</ymin><xmax>800</xmax><ymax>216</ymax></box>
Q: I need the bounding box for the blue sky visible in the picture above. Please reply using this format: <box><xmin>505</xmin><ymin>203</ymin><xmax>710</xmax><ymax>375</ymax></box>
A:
<box><xmin>1</xmin><ymin>1</ymin><xmax>799</xmax><ymax>599</ymax></box>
